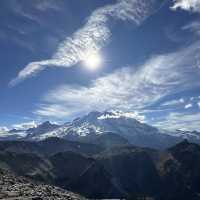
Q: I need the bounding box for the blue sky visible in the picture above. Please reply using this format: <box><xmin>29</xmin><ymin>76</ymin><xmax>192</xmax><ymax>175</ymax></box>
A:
<box><xmin>0</xmin><ymin>0</ymin><xmax>200</xmax><ymax>131</ymax></box>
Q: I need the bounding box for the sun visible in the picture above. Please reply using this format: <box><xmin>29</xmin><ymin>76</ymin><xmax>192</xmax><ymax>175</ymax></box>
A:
<box><xmin>83</xmin><ymin>51</ymin><xmax>102</xmax><ymax>70</ymax></box>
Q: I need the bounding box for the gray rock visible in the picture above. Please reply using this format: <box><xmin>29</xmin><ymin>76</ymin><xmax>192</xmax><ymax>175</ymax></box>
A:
<box><xmin>0</xmin><ymin>169</ymin><xmax>86</xmax><ymax>200</ymax></box>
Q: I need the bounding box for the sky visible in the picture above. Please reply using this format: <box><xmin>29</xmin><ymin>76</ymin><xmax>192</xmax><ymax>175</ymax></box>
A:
<box><xmin>0</xmin><ymin>0</ymin><xmax>200</xmax><ymax>131</ymax></box>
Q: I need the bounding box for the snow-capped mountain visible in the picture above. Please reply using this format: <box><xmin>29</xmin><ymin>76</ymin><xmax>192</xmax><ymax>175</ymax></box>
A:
<box><xmin>1</xmin><ymin>111</ymin><xmax>200</xmax><ymax>149</ymax></box>
<box><xmin>0</xmin><ymin>121</ymin><xmax>59</xmax><ymax>141</ymax></box>
<box><xmin>24</xmin><ymin>111</ymin><xmax>200</xmax><ymax>149</ymax></box>
<box><xmin>0</xmin><ymin>129</ymin><xmax>27</xmax><ymax>140</ymax></box>
<box><xmin>31</xmin><ymin>111</ymin><xmax>159</xmax><ymax>141</ymax></box>
<box><xmin>26</xmin><ymin>121</ymin><xmax>60</xmax><ymax>139</ymax></box>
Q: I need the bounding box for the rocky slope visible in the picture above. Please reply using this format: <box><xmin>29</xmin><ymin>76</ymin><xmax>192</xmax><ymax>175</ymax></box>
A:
<box><xmin>0</xmin><ymin>169</ymin><xmax>86</xmax><ymax>200</ymax></box>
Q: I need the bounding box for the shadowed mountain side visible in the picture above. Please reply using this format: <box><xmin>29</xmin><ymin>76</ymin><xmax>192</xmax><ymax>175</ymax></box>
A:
<box><xmin>0</xmin><ymin>137</ymin><xmax>103</xmax><ymax>156</ymax></box>
<box><xmin>0</xmin><ymin>138</ymin><xmax>200</xmax><ymax>199</ymax></box>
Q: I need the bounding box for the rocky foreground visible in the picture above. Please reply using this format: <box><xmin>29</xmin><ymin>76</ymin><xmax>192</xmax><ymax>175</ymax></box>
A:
<box><xmin>0</xmin><ymin>169</ymin><xmax>86</xmax><ymax>200</ymax></box>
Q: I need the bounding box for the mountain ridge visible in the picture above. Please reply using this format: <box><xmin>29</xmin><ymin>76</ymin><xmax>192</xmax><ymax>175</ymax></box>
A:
<box><xmin>1</xmin><ymin>111</ymin><xmax>200</xmax><ymax>149</ymax></box>
<box><xmin>0</xmin><ymin>138</ymin><xmax>200</xmax><ymax>199</ymax></box>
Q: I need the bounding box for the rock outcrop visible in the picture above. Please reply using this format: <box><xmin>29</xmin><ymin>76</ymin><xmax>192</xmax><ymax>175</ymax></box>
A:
<box><xmin>0</xmin><ymin>169</ymin><xmax>86</xmax><ymax>200</ymax></box>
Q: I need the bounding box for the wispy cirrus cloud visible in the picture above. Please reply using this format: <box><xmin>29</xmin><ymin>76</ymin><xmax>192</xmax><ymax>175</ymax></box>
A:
<box><xmin>154</xmin><ymin>112</ymin><xmax>200</xmax><ymax>131</ymax></box>
<box><xmin>10</xmin><ymin>0</ymin><xmax>160</xmax><ymax>86</ymax></box>
<box><xmin>171</xmin><ymin>0</ymin><xmax>200</xmax><ymax>13</ymax></box>
<box><xmin>35</xmin><ymin>41</ymin><xmax>200</xmax><ymax>120</ymax></box>
<box><xmin>182</xmin><ymin>21</ymin><xmax>200</xmax><ymax>36</ymax></box>
<box><xmin>161</xmin><ymin>98</ymin><xmax>185</xmax><ymax>107</ymax></box>
<box><xmin>9</xmin><ymin>0</ymin><xmax>64</xmax><ymax>24</ymax></box>
<box><xmin>32</xmin><ymin>0</ymin><xmax>63</xmax><ymax>12</ymax></box>
<box><xmin>0</xmin><ymin>0</ymin><xmax>66</xmax><ymax>53</ymax></box>
<box><xmin>12</xmin><ymin>121</ymin><xmax>37</xmax><ymax>130</ymax></box>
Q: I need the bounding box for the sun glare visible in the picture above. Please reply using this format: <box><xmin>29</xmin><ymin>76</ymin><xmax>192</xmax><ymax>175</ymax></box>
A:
<box><xmin>83</xmin><ymin>51</ymin><xmax>102</xmax><ymax>70</ymax></box>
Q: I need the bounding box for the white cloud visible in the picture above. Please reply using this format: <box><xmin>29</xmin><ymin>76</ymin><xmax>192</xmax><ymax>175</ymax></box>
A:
<box><xmin>184</xmin><ymin>103</ymin><xmax>193</xmax><ymax>109</ymax></box>
<box><xmin>182</xmin><ymin>21</ymin><xmax>200</xmax><ymax>37</ymax></box>
<box><xmin>162</xmin><ymin>98</ymin><xmax>185</xmax><ymax>106</ymax></box>
<box><xmin>97</xmin><ymin>110</ymin><xmax>146</xmax><ymax>122</ymax></box>
<box><xmin>35</xmin><ymin>41</ymin><xmax>200</xmax><ymax>119</ymax></box>
<box><xmin>35</xmin><ymin>104</ymin><xmax>71</xmax><ymax>118</ymax></box>
<box><xmin>12</xmin><ymin>121</ymin><xmax>37</xmax><ymax>130</ymax></box>
<box><xmin>33</xmin><ymin>0</ymin><xmax>63</xmax><ymax>11</ymax></box>
<box><xmin>190</xmin><ymin>97</ymin><xmax>195</xmax><ymax>101</ymax></box>
<box><xmin>10</xmin><ymin>0</ymin><xmax>158</xmax><ymax>86</ymax></box>
<box><xmin>171</xmin><ymin>0</ymin><xmax>200</xmax><ymax>13</ymax></box>
<box><xmin>154</xmin><ymin>112</ymin><xmax>200</xmax><ymax>131</ymax></box>
<box><xmin>198</xmin><ymin>102</ymin><xmax>200</xmax><ymax>108</ymax></box>
<box><xmin>188</xmin><ymin>96</ymin><xmax>200</xmax><ymax>102</ymax></box>
<box><xmin>9</xmin><ymin>0</ymin><xmax>63</xmax><ymax>24</ymax></box>
<box><xmin>0</xmin><ymin>127</ymin><xmax>9</xmax><ymax>134</ymax></box>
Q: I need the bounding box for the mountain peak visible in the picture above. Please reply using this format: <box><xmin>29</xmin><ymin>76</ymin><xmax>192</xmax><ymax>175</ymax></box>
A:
<box><xmin>26</xmin><ymin>121</ymin><xmax>60</xmax><ymax>139</ymax></box>
<box><xmin>42</xmin><ymin>121</ymin><xmax>51</xmax><ymax>125</ymax></box>
<box><xmin>35</xmin><ymin>121</ymin><xmax>59</xmax><ymax>129</ymax></box>
<box><xmin>38</xmin><ymin>121</ymin><xmax>54</xmax><ymax>128</ymax></box>
<box><xmin>85</xmin><ymin>111</ymin><xmax>102</xmax><ymax>119</ymax></box>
